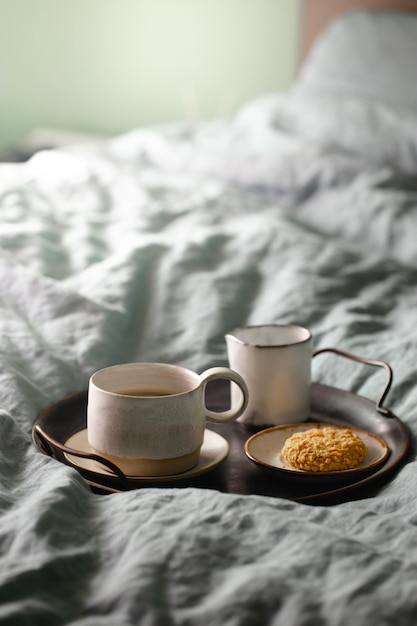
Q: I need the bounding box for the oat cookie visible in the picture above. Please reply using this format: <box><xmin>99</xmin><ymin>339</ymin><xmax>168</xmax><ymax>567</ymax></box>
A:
<box><xmin>281</xmin><ymin>426</ymin><xmax>368</xmax><ymax>472</ymax></box>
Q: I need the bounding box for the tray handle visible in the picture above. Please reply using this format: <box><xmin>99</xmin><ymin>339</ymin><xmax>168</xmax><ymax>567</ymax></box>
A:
<box><xmin>34</xmin><ymin>424</ymin><xmax>130</xmax><ymax>489</ymax></box>
<box><xmin>313</xmin><ymin>347</ymin><xmax>393</xmax><ymax>417</ymax></box>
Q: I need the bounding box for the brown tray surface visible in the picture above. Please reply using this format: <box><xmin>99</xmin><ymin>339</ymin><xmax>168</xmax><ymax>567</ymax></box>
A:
<box><xmin>32</xmin><ymin>380</ymin><xmax>410</xmax><ymax>505</ymax></box>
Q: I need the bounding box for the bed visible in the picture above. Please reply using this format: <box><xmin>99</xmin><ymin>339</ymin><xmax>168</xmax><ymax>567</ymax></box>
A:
<box><xmin>2</xmin><ymin>2</ymin><xmax>417</xmax><ymax>624</ymax></box>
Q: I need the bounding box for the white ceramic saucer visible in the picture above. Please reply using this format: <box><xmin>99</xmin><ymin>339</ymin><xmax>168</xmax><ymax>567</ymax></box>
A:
<box><xmin>245</xmin><ymin>423</ymin><xmax>389</xmax><ymax>477</ymax></box>
<box><xmin>64</xmin><ymin>429</ymin><xmax>229</xmax><ymax>482</ymax></box>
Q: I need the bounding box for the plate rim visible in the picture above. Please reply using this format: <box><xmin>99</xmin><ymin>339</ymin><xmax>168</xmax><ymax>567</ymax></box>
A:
<box><xmin>244</xmin><ymin>422</ymin><xmax>390</xmax><ymax>477</ymax></box>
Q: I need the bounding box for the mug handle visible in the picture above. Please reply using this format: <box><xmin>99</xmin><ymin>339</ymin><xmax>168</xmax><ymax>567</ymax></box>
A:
<box><xmin>199</xmin><ymin>367</ymin><xmax>249</xmax><ymax>423</ymax></box>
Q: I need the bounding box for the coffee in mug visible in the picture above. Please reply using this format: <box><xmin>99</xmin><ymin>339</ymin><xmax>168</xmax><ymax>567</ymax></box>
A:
<box><xmin>116</xmin><ymin>388</ymin><xmax>176</xmax><ymax>397</ymax></box>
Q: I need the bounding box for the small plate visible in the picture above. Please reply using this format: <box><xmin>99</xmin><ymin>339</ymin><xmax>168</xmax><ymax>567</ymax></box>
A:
<box><xmin>244</xmin><ymin>423</ymin><xmax>389</xmax><ymax>477</ymax></box>
<box><xmin>64</xmin><ymin>428</ymin><xmax>229</xmax><ymax>483</ymax></box>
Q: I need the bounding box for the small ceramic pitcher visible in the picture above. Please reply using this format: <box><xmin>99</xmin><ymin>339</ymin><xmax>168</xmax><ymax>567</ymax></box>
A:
<box><xmin>225</xmin><ymin>324</ymin><xmax>312</xmax><ymax>427</ymax></box>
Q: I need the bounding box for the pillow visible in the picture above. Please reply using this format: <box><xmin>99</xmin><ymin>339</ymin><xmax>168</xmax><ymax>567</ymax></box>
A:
<box><xmin>295</xmin><ymin>9</ymin><xmax>417</xmax><ymax>108</ymax></box>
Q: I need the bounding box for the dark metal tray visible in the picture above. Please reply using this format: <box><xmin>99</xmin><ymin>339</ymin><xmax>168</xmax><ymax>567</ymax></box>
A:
<box><xmin>32</xmin><ymin>349</ymin><xmax>410</xmax><ymax>505</ymax></box>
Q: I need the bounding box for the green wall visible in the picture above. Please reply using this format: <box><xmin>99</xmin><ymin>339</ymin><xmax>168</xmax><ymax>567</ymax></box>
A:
<box><xmin>0</xmin><ymin>0</ymin><xmax>301</xmax><ymax>151</ymax></box>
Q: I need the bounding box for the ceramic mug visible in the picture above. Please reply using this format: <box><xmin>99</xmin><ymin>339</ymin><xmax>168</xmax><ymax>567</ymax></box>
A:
<box><xmin>225</xmin><ymin>324</ymin><xmax>312</xmax><ymax>427</ymax></box>
<box><xmin>87</xmin><ymin>362</ymin><xmax>249</xmax><ymax>476</ymax></box>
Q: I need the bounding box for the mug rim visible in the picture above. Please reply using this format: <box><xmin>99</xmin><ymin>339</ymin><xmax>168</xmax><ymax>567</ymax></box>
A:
<box><xmin>90</xmin><ymin>362</ymin><xmax>201</xmax><ymax>397</ymax></box>
<box><xmin>225</xmin><ymin>324</ymin><xmax>312</xmax><ymax>348</ymax></box>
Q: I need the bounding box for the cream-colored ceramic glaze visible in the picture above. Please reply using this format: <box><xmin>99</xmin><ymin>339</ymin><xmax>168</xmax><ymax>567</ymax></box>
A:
<box><xmin>225</xmin><ymin>324</ymin><xmax>312</xmax><ymax>427</ymax></box>
<box><xmin>244</xmin><ymin>423</ymin><xmax>389</xmax><ymax>476</ymax></box>
<box><xmin>64</xmin><ymin>428</ymin><xmax>230</xmax><ymax>480</ymax></box>
<box><xmin>90</xmin><ymin>446</ymin><xmax>201</xmax><ymax>476</ymax></box>
<box><xmin>87</xmin><ymin>362</ymin><xmax>248</xmax><ymax>474</ymax></box>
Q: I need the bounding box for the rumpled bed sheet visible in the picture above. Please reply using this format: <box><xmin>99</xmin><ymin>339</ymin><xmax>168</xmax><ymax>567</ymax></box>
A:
<box><xmin>1</xmin><ymin>91</ymin><xmax>417</xmax><ymax>625</ymax></box>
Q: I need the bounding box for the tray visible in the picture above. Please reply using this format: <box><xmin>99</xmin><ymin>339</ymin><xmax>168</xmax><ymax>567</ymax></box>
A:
<box><xmin>32</xmin><ymin>349</ymin><xmax>411</xmax><ymax>505</ymax></box>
